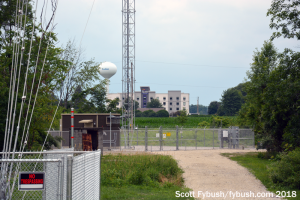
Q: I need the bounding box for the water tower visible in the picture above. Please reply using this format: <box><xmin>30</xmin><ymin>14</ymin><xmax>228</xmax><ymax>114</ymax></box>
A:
<box><xmin>98</xmin><ymin>62</ymin><xmax>117</xmax><ymax>93</ymax></box>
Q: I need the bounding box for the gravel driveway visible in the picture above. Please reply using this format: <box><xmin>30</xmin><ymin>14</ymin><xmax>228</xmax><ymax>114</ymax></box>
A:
<box><xmin>152</xmin><ymin>149</ymin><xmax>281</xmax><ymax>200</ymax></box>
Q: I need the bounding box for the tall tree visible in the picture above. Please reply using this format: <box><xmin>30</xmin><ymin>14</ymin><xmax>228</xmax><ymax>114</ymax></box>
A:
<box><xmin>267</xmin><ymin>0</ymin><xmax>300</xmax><ymax>40</ymax></box>
<box><xmin>0</xmin><ymin>0</ymin><xmax>67</xmax><ymax>150</ymax></box>
<box><xmin>146</xmin><ymin>99</ymin><xmax>163</xmax><ymax>108</ymax></box>
<box><xmin>208</xmin><ymin>101</ymin><xmax>220</xmax><ymax>115</ymax></box>
<box><xmin>217</xmin><ymin>89</ymin><xmax>243</xmax><ymax>116</ymax></box>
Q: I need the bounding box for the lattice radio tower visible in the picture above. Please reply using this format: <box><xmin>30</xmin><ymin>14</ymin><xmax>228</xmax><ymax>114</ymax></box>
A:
<box><xmin>122</xmin><ymin>0</ymin><xmax>135</xmax><ymax>147</ymax></box>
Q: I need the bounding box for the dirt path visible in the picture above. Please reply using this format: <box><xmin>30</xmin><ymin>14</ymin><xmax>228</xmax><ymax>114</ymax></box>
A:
<box><xmin>152</xmin><ymin>149</ymin><xmax>281</xmax><ymax>200</ymax></box>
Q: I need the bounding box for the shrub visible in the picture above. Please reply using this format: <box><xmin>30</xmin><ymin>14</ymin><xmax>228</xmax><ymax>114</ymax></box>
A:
<box><xmin>198</xmin><ymin>121</ymin><xmax>210</xmax><ymax>128</ymax></box>
<box><xmin>135</xmin><ymin>110</ymin><xmax>142</xmax><ymax>117</ymax></box>
<box><xmin>156</xmin><ymin>110</ymin><xmax>169</xmax><ymax>117</ymax></box>
<box><xmin>142</xmin><ymin>110</ymin><xmax>156</xmax><ymax>117</ymax></box>
<box><xmin>268</xmin><ymin>148</ymin><xmax>300</xmax><ymax>189</ymax></box>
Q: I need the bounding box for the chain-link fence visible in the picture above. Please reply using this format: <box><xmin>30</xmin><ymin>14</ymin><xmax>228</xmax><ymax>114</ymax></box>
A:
<box><xmin>0</xmin><ymin>149</ymin><xmax>101</xmax><ymax>200</ymax></box>
<box><xmin>115</xmin><ymin>126</ymin><xmax>255</xmax><ymax>151</ymax></box>
<box><xmin>72</xmin><ymin>151</ymin><xmax>101</xmax><ymax>199</ymax></box>
<box><xmin>0</xmin><ymin>154</ymin><xmax>63</xmax><ymax>200</ymax></box>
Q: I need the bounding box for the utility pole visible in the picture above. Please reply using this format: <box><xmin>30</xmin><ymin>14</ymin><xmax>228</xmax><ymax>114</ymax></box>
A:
<box><xmin>197</xmin><ymin>97</ymin><xmax>199</xmax><ymax>114</ymax></box>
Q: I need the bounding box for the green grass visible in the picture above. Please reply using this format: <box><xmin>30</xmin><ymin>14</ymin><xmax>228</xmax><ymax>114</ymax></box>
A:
<box><xmin>134</xmin><ymin>116</ymin><xmax>238</xmax><ymax>128</ymax></box>
<box><xmin>101</xmin><ymin>154</ymin><xmax>194</xmax><ymax>200</ymax></box>
<box><xmin>221</xmin><ymin>152</ymin><xmax>300</xmax><ymax>200</ymax></box>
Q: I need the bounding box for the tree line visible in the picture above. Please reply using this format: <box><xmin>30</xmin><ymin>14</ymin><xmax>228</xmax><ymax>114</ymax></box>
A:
<box><xmin>207</xmin><ymin>0</ymin><xmax>300</xmax><ymax>152</ymax></box>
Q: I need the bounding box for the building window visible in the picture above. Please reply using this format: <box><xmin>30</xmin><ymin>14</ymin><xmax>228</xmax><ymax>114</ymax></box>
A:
<box><xmin>156</xmin><ymin>97</ymin><xmax>159</xmax><ymax>100</ymax></box>
<box><xmin>143</xmin><ymin>97</ymin><xmax>146</xmax><ymax>99</ymax></box>
<box><xmin>183</xmin><ymin>102</ymin><xmax>186</xmax><ymax>106</ymax></box>
<box><xmin>176</xmin><ymin>102</ymin><xmax>179</xmax><ymax>106</ymax></box>
<box><xmin>183</xmin><ymin>97</ymin><xmax>186</xmax><ymax>101</ymax></box>
<box><xmin>122</xmin><ymin>97</ymin><xmax>124</xmax><ymax>100</ymax></box>
<box><xmin>150</xmin><ymin>97</ymin><xmax>153</xmax><ymax>100</ymax></box>
<box><xmin>176</xmin><ymin>97</ymin><xmax>179</xmax><ymax>100</ymax></box>
<box><xmin>117</xmin><ymin>102</ymin><xmax>119</xmax><ymax>105</ymax></box>
<box><xmin>170</xmin><ymin>102</ymin><xmax>172</xmax><ymax>105</ymax></box>
<box><xmin>116</xmin><ymin>97</ymin><xmax>119</xmax><ymax>100</ymax></box>
<box><xmin>170</xmin><ymin>108</ymin><xmax>172</xmax><ymax>110</ymax></box>
<box><xmin>163</xmin><ymin>102</ymin><xmax>166</xmax><ymax>105</ymax></box>
<box><xmin>170</xmin><ymin>97</ymin><xmax>172</xmax><ymax>100</ymax></box>
<box><xmin>163</xmin><ymin>97</ymin><xmax>166</xmax><ymax>100</ymax></box>
<box><xmin>144</xmin><ymin>103</ymin><xmax>146</xmax><ymax>106</ymax></box>
<box><xmin>176</xmin><ymin>108</ymin><xmax>179</xmax><ymax>110</ymax></box>
<box><xmin>137</xmin><ymin>97</ymin><xmax>139</xmax><ymax>100</ymax></box>
<box><xmin>183</xmin><ymin>107</ymin><xmax>186</xmax><ymax>110</ymax></box>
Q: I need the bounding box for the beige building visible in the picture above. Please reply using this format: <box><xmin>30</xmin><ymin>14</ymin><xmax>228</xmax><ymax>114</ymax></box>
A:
<box><xmin>107</xmin><ymin>86</ymin><xmax>190</xmax><ymax>114</ymax></box>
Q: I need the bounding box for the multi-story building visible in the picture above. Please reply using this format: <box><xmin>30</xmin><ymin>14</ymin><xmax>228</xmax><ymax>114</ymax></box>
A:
<box><xmin>107</xmin><ymin>86</ymin><xmax>190</xmax><ymax>114</ymax></box>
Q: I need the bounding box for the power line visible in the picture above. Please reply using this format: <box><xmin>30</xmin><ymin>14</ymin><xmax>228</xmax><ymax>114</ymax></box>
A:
<box><xmin>111</xmin><ymin>60</ymin><xmax>249</xmax><ymax>69</ymax></box>
<box><xmin>110</xmin><ymin>82</ymin><xmax>230</xmax><ymax>89</ymax></box>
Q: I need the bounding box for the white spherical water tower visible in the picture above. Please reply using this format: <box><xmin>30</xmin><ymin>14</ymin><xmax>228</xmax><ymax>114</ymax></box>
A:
<box><xmin>99</xmin><ymin>62</ymin><xmax>117</xmax><ymax>93</ymax></box>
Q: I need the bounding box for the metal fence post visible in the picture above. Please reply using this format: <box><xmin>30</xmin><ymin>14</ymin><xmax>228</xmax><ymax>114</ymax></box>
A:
<box><xmin>137</xmin><ymin>126</ymin><xmax>138</xmax><ymax>146</ymax></box>
<box><xmin>67</xmin><ymin>155</ymin><xmax>72</xmax><ymax>200</ymax></box>
<box><xmin>145</xmin><ymin>126</ymin><xmax>148</xmax><ymax>151</ymax></box>
<box><xmin>195</xmin><ymin>129</ymin><xmax>197</xmax><ymax>149</ymax></box>
<box><xmin>176</xmin><ymin>126</ymin><xmax>179</xmax><ymax>150</ymax></box>
<box><xmin>159</xmin><ymin>126</ymin><xmax>162</xmax><ymax>151</ymax></box>
<box><xmin>213</xmin><ymin>129</ymin><xmax>214</xmax><ymax>149</ymax></box>
<box><xmin>60</xmin><ymin>157</ymin><xmax>64</xmax><ymax>200</ymax></box>
<box><xmin>253</xmin><ymin>129</ymin><xmax>255</xmax><ymax>148</ymax></box>
<box><xmin>204</xmin><ymin>127</ymin><xmax>206</xmax><ymax>147</ymax></box>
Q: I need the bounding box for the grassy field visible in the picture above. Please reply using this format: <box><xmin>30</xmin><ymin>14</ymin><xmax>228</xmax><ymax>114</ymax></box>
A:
<box><xmin>120</xmin><ymin>128</ymin><xmax>254</xmax><ymax>148</ymax></box>
<box><xmin>134</xmin><ymin>116</ymin><xmax>238</xmax><ymax>128</ymax></box>
<box><xmin>100</xmin><ymin>153</ymin><xmax>195</xmax><ymax>199</ymax></box>
<box><xmin>221</xmin><ymin>152</ymin><xmax>300</xmax><ymax>200</ymax></box>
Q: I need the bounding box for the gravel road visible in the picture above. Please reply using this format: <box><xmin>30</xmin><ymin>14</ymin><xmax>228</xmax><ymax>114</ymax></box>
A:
<box><xmin>153</xmin><ymin>149</ymin><xmax>282</xmax><ymax>200</ymax></box>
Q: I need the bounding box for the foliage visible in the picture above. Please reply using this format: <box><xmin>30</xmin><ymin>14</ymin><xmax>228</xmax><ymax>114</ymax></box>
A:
<box><xmin>210</xmin><ymin>115</ymin><xmax>239</xmax><ymax>128</ymax></box>
<box><xmin>71</xmin><ymin>82</ymin><xmax>107</xmax><ymax>113</ymax></box>
<box><xmin>106</xmin><ymin>98</ymin><xmax>121</xmax><ymax>113</ymax></box>
<box><xmin>0</xmin><ymin>0</ymin><xmax>66</xmax><ymax>150</ymax></box>
<box><xmin>267</xmin><ymin>0</ymin><xmax>300</xmax><ymax>40</ymax></box>
<box><xmin>238</xmin><ymin>41</ymin><xmax>300</xmax><ymax>151</ymax></box>
<box><xmin>142</xmin><ymin>110</ymin><xmax>157</xmax><ymax>117</ymax></box>
<box><xmin>175</xmin><ymin>110</ymin><xmax>188</xmax><ymax>125</ymax></box>
<box><xmin>101</xmin><ymin>154</ymin><xmax>184</xmax><ymax>187</ymax></box>
<box><xmin>222</xmin><ymin>152</ymin><xmax>300</xmax><ymax>200</ymax></box>
<box><xmin>269</xmin><ymin>148</ymin><xmax>300</xmax><ymax>189</ymax></box>
<box><xmin>208</xmin><ymin>101</ymin><xmax>220</xmax><ymax>115</ymax></box>
<box><xmin>101</xmin><ymin>154</ymin><xmax>193</xmax><ymax>199</ymax></box>
<box><xmin>146</xmin><ymin>99</ymin><xmax>163</xmax><ymax>108</ymax></box>
<box><xmin>217</xmin><ymin>89</ymin><xmax>243</xmax><ymax>116</ymax></box>
<box><xmin>135</xmin><ymin>116</ymin><xmax>215</xmax><ymax>128</ymax></box>
<box><xmin>197</xmin><ymin>121</ymin><xmax>210</xmax><ymax>128</ymax></box>
<box><xmin>156</xmin><ymin>109</ymin><xmax>169</xmax><ymax>117</ymax></box>
<box><xmin>189</xmin><ymin>104</ymin><xmax>208</xmax><ymax>114</ymax></box>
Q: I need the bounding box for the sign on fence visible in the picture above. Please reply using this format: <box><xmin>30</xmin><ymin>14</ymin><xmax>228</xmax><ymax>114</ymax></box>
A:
<box><xmin>18</xmin><ymin>172</ymin><xmax>45</xmax><ymax>191</ymax></box>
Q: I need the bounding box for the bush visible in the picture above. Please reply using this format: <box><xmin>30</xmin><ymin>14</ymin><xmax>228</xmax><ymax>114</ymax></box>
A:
<box><xmin>135</xmin><ymin>110</ymin><xmax>142</xmax><ymax>117</ymax></box>
<box><xmin>142</xmin><ymin>110</ymin><xmax>156</xmax><ymax>117</ymax></box>
<box><xmin>268</xmin><ymin>148</ymin><xmax>300</xmax><ymax>189</ymax></box>
<box><xmin>156</xmin><ymin>110</ymin><xmax>169</xmax><ymax>117</ymax></box>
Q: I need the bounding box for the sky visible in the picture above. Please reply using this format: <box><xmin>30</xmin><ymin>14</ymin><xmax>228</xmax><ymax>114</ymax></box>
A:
<box><xmin>37</xmin><ymin>0</ymin><xmax>297</xmax><ymax>106</ymax></box>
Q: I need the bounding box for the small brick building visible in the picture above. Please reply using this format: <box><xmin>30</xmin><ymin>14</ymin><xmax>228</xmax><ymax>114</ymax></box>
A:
<box><xmin>60</xmin><ymin>113</ymin><xmax>121</xmax><ymax>153</ymax></box>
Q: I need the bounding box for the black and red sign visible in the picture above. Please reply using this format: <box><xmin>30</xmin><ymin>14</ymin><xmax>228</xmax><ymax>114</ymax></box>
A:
<box><xmin>19</xmin><ymin>172</ymin><xmax>45</xmax><ymax>190</ymax></box>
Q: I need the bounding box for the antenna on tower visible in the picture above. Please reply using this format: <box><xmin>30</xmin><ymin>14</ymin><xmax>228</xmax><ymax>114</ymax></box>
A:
<box><xmin>122</xmin><ymin>0</ymin><xmax>135</xmax><ymax>148</ymax></box>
